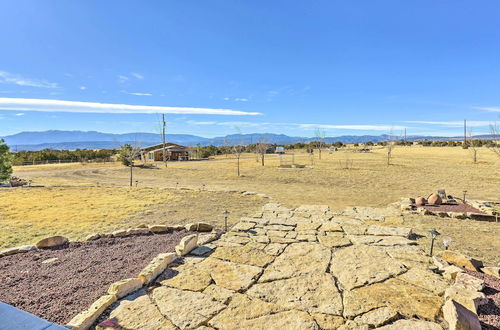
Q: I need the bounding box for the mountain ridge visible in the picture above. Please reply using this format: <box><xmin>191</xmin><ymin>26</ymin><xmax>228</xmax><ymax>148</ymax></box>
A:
<box><xmin>1</xmin><ymin>130</ymin><xmax>494</xmax><ymax>151</ymax></box>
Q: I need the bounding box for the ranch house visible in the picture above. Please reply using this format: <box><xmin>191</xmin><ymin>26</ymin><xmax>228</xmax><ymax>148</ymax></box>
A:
<box><xmin>141</xmin><ymin>143</ymin><xmax>190</xmax><ymax>162</ymax></box>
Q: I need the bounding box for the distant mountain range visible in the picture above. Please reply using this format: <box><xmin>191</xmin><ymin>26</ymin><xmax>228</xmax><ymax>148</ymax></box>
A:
<box><xmin>0</xmin><ymin>130</ymin><xmax>495</xmax><ymax>151</ymax></box>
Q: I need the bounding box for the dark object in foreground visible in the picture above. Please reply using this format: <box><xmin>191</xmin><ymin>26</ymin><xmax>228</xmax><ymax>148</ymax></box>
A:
<box><xmin>0</xmin><ymin>231</ymin><xmax>189</xmax><ymax>325</ymax></box>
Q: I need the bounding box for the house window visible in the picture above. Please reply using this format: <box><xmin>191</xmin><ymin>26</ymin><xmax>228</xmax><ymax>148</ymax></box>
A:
<box><xmin>149</xmin><ymin>152</ymin><xmax>154</xmax><ymax>160</ymax></box>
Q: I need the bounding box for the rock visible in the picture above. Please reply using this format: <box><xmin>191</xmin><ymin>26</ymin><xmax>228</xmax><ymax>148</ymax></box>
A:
<box><xmin>138</xmin><ymin>252</ymin><xmax>177</xmax><ymax>284</ymax></box>
<box><xmin>296</xmin><ymin>222</ymin><xmax>322</xmax><ymax>231</ymax></box>
<box><xmin>454</xmin><ymin>272</ymin><xmax>484</xmax><ymax>291</ymax></box>
<box><xmin>439</xmin><ymin>251</ymin><xmax>483</xmax><ymax>271</ymax></box>
<box><xmin>175</xmin><ymin>234</ymin><xmax>198</xmax><ymax>256</ymax></box>
<box><xmin>428</xmin><ymin>193</ymin><xmax>442</xmax><ymax>205</ymax></box>
<box><xmin>107</xmin><ymin>278</ymin><xmax>143</xmax><ymax>298</ymax></box>
<box><xmin>398</xmin><ymin>267</ymin><xmax>450</xmax><ymax>295</ymax></box>
<box><xmin>415</xmin><ymin>197</ymin><xmax>427</xmax><ymax>206</ymax></box>
<box><xmin>170</xmin><ymin>225</ymin><xmax>186</xmax><ymax>231</ymax></box>
<box><xmin>349</xmin><ymin>235</ymin><xmax>416</xmax><ymax>246</ymax></box>
<box><xmin>442</xmin><ymin>300</ymin><xmax>481</xmax><ymax>330</ymax></box>
<box><xmin>481</xmin><ymin>266</ymin><xmax>500</xmax><ymax>279</ymax></box>
<box><xmin>148</xmin><ymin>225</ymin><xmax>170</xmax><ymax>233</ymax></box>
<box><xmin>375</xmin><ymin>319</ymin><xmax>443</xmax><ymax>329</ymax></box>
<box><xmin>341</xmin><ymin>225</ymin><xmax>368</xmax><ymax>235</ymax></box>
<box><xmin>126</xmin><ymin>228</ymin><xmax>150</xmax><ymax>235</ymax></box>
<box><xmin>264</xmin><ymin>243</ymin><xmax>287</xmax><ymax>256</ymax></box>
<box><xmin>102</xmin><ymin>293</ymin><xmax>175</xmax><ymax>330</ymax></box>
<box><xmin>265</xmin><ymin>224</ymin><xmax>295</xmax><ymax>231</ymax></box>
<box><xmin>247</xmin><ymin>273</ymin><xmax>343</xmax><ymax>315</ymax></box>
<box><xmin>198</xmin><ymin>232</ymin><xmax>219</xmax><ymax>245</ymax></box>
<box><xmin>237</xmin><ymin>310</ymin><xmax>319</xmax><ymax>329</ymax></box>
<box><xmin>162</xmin><ymin>264</ymin><xmax>212</xmax><ymax>292</ymax></box>
<box><xmin>259</xmin><ymin>242</ymin><xmax>331</xmax><ymax>282</ymax></box>
<box><xmin>112</xmin><ymin>229</ymin><xmax>129</xmax><ymax>237</ymax></box>
<box><xmin>311</xmin><ymin>313</ymin><xmax>345</xmax><ymax>329</ymax></box>
<box><xmin>35</xmin><ymin>236</ymin><xmax>68</xmax><ymax>248</ymax></box>
<box><xmin>318</xmin><ymin>222</ymin><xmax>343</xmax><ymax>232</ymax></box>
<box><xmin>66</xmin><ymin>294</ymin><xmax>117</xmax><ymax>330</ymax></box>
<box><xmin>208</xmin><ymin>294</ymin><xmax>294</xmax><ymax>329</ymax></box>
<box><xmin>442</xmin><ymin>265</ymin><xmax>464</xmax><ymax>280</ymax></box>
<box><xmin>185</xmin><ymin>222</ymin><xmax>213</xmax><ymax>232</ymax></box>
<box><xmin>231</xmin><ymin>221</ymin><xmax>256</xmax><ymax>231</ymax></box>
<box><xmin>41</xmin><ymin>257</ymin><xmax>59</xmax><ymax>264</ymax></box>
<box><xmin>210</xmin><ymin>245</ymin><xmax>274</xmax><ymax>267</ymax></box>
<box><xmin>444</xmin><ymin>287</ymin><xmax>487</xmax><ymax>313</ymax></box>
<box><xmin>152</xmin><ymin>286</ymin><xmax>226</xmax><ymax>329</ymax></box>
<box><xmin>366</xmin><ymin>225</ymin><xmax>412</xmax><ymax>238</ymax></box>
<box><xmin>85</xmin><ymin>233</ymin><xmax>100</xmax><ymax>241</ymax></box>
<box><xmin>198</xmin><ymin>257</ymin><xmax>263</xmax><ymax>291</ymax></box>
<box><xmin>296</xmin><ymin>234</ymin><xmax>317</xmax><ymax>242</ymax></box>
<box><xmin>295</xmin><ymin>204</ymin><xmax>330</xmax><ymax>214</ymax></box>
<box><xmin>447</xmin><ymin>212</ymin><xmax>467</xmax><ymax>219</ymax></box>
<box><xmin>353</xmin><ymin>307</ymin><xmax>398</xmax><ymax>328</ymax></box>
<box><xmin>343</xmin><ymin>278</ymin><xmax>443</xmax><ymax>320</ymax></box>
<box><xmin>330</xmin><ymin>245</ymin><xmax>406</xmax><ymax>290</ymax></box>
<box><xmin>202</xmin><ymin>284</ymin><xmax>235</xmax><ymax>304</ymax></box>
<box><xmin>317</xmin><ymin>233</ymin><xmax>352</xmax><ymax>248</ymax></box>
<box><xmin>189</xmin><ymin>246</ymin><xmax>213</xmax><ymax>256</ymax></box>
<box><xmin>1</xmin><ymin>245</ymin><xmax>36</xmax><ymax>256</ymax></box>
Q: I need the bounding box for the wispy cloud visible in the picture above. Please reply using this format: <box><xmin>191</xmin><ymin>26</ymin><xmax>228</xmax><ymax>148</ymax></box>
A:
<box><xmin>15</xmin><ymin>113</ymin><xmax>24</xmax><ymax>116</ymax></box>
<box><xmin>188</xmin><ymin>120</ymin><xmax>405</xmax><ymax>131</ymax></box>
<box><xmin>0</xmin><ymin>71</ymin><xmax>58</xmax><ymax>88</ymax></box>
<box><xmin>123</xmin><ymin>91</ymin><xmax>153</xmax><ymax>96</ymax></box>
<box><xmin>80</xmin><ymin>86</ymin><xmax>87</xmax><ymax>90</ymax></box>
<box><xmin>473</xmin><ymin>106</ymin><xmax>500</xmax><ymax>112</ymax></box>
<box><xmin>404</xmin><ymin>120</ymin><xmax>492</xmax><ymax>127</ymax></box>
<box><xmin>117</xmin><ymin>75</ymin><xmax>129</xmax><ymax>83</ymax></box>
<box><xmin>0</xmin><ymin>97</ymin><xmax>262</xmax><ymax>115</ymax></box>
<box><xmin>223</xmin><ymin>97</ymin><xmax>249</xmax><ymax>102</ymax></box>
<box><xmin>131</xmin><ymin>72</ymin><xmax>144</xmax><ymax>80</ymax></box>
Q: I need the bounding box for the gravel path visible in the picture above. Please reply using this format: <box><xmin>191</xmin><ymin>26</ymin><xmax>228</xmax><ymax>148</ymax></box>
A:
<box><xmin>0</xmin><ymin>231</ymin><xmax>189</xmax><ymax>325</ymax></box>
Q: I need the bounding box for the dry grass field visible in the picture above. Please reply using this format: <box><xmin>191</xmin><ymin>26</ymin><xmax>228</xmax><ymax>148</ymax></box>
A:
<box><xmin>4</xmin><ymin>146</ymin><xmax>500</xmax><ymax>264</ymax></box>
<box><xmin>0</xmin><ymin>187</ymin><xmax>266</xmax><ymax>249</ymax></box>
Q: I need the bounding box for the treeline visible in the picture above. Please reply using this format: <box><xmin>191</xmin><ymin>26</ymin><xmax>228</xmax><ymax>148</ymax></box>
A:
<box><xmin>12</xmin><ymin>149</ymin><xmax>117</xmax><ymax>165</ymax></box>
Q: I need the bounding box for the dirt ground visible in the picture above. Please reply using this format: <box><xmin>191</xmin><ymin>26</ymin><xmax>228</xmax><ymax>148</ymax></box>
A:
<box><xmin>14</xmin><ymin>146</ymin><xmax>500</xmax><ymax>208</ymax></box>
<box><xmin>5</xmin><ymin>146</ymin><xmax>500</xmax><ymax>264</ymax></box>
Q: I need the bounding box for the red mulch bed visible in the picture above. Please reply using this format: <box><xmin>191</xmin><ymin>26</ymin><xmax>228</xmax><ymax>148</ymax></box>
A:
<box><xmin>466</xmin><ymin>269</ymin><xmax>500</xmax><ymax>329</ymax></box>
<box><xmin>419</xmin><ymin>202</ymin><xmax>484</xmax><ymax>214</ymax></box>
<box><xmin>0</xmin><ymin>231</ymin><xmax>189</xmax><ymax>325</ymax></box>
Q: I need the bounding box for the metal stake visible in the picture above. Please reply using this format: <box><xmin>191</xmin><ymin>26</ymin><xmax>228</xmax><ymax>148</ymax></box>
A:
<box><xmin>429</xmin><ymin>229</ymin><xmax>440</xmax><ymax>256</ymax></box>
<box><xmin>223</xmin><ymin>210</ymin><xmax>230</xmax><ymax>232</ymax></box>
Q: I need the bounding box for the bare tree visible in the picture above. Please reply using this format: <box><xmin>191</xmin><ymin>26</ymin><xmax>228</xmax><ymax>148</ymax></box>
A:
<box><xmin>233</xmin><ymin>127</ymin><xmax>245</xmax><ymax>176</ymax></box>
<box><xmin>255</xmin><ymin>137</ymin><xmax>270</xmax><ymax>166</ymax></box>
<box><xmin>314</xmin><ymin>128</ymin><xmax>326</xmax><ymax>160</ymax></box>
<box><xmin>118</xmin><ymin>142</ymin><xmax>142</xmax><ymax>186</ymax></box>
<box><xmin>467</xmin><ymin>130</ymin><xmax>479</xmax><ymax>164</ymax></box>
<box><xmin>386</xmin><ymin>127</ymin><xmax>396</xmax><ymax>165</ymax></box>
<box><xmin>488</xmin><ymin>122</ymin><xmax>500</xmax><ymax>157</ymax></box>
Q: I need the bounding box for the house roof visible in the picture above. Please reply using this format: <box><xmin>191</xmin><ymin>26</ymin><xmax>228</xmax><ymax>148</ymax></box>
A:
<box><xmin>142</xmin><ymin>143</ymin><xmax>187</xmax><ymax>152</ymax></box>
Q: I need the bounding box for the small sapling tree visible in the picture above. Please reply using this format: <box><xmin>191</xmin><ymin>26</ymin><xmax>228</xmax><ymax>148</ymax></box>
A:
<box><xmin>119</xmin><ymin>143</ymin><xmax>142</xmax><ymax>186</ymax></box>
<box><xmin>0</xmin><ymin>139</ymin><xmax>13</xmax><ymax>183</ymax></box>
<box><xmin>488</xmin><ymin>122</ymin><xmax>500</xmax><ymax>158</ymax></box>
<box><xmin>255</xmin><ymin>137</ymin><xmax>270</xmax><ymax>166</ymax></box>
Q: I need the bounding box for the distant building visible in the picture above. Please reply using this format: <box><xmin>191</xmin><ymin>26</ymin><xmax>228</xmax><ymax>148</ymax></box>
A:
<box><xmin>141</xmin><ymin>143</ymin><xmax>190</xmax><ymax>162</ymax></box>
<box><xmin>275</xmin><ymin>146</ymin><xmax>285</xmax><ymax>154</ymax></box>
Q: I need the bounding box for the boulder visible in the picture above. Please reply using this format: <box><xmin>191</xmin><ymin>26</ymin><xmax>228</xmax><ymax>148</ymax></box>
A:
<box><xmin>148</xmin><ymin>225</ymin><xmax>170</xmax><ymax>233</ymax></box>
<box><xmin>1</xmin><ymin>245</ymin><xmax>37</xmax><ymax>256</ymax></box>
<box><xmin>442</xmin><ymin>300</ymin><xmax>481</xmax><ymax>330</ymax></box>
<box><xmin>442</xmin><ymin>265</ymin><xmax>464</xmax><ymax>280</ymax></box>
<box><xmin>175</xmin><ymin>234</ymin><xmax>198</xmax><ymax>256</ymax></box>
<box><xmin>126</xmin><ymin>228</ymin><xmax>150</xmax><ymax>235</ymax></box>
<box><xmin>85</xmin><ymin>233</ymin><xmax>100</xmax><ymax>241</ymax></box>
<box><xmin>427</xmin><ymin>193</ymin><xmax>442</xmax><ymax>205</ymax></box>
<box><xmin>108</xmin><ymin>278</ymin><xmax>143</xmax><ymax>299</ymax></box>
<box><xmin>415</xmin><ymin>197</ymin><xmax>427</xmax><ymax>206</ymax></box>
<box><xmin>138</xmin><ymin>252</ymin><xmax>177</xmax><ymax>284</ymax></box>
<box><xmin>439</xmin><ymin>251</ymin><xmax>483</xmax><ymax>271</ymax></box>
<box><xmin>444</xmin><ymin>287</ymin><xmax>487</xmax><ymax>313</ymax></box>
<box><xmin>481</xmin><ymin>266</ymin><xmax>500</xmax><ymax>279</ymax></box>
<box><xmin>35</xmin><ymin>236</ymin><xmax>68</xmax><ymax>248</ymax></box>
<box><xmin>366</xmin><ymin>225</ymin><xmax>412</xmax><ymax>238</ymax></box>
<box><xmin>66</xmin><ymin>294</ymin><xmax>117</xmax><ymax>330</ymax></box>
<box><xmin>454</xmin><ymin>273</ymin><xmax>484</xmax><ymax>292</ymax></box>
<box><xmin>376</xmin><ymin>319</ymin><xmax>443</xmax><ymax>329</ymax></box>
<box><xmin>112</xmin><ymin>229</ymin><xmax>129</xmax><ymax>237</ymax></box>
<box><xmin>185</xmin><ymin>223</ymin><xmax>213</xmax><ymax>232</ymax></box>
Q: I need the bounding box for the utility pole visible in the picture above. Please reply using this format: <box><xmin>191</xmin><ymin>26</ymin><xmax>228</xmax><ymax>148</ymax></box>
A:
<box><xmin>463</xmin><ymin>119</ymin><xmax>467</xmax><ymax>146</ymax></box>
<box><xmin>162</xmin><ymin>114</ymin><xmax>167</xmax><ymax>168</ymax></box>
<box><xmin>404</xmin><ymin>128</ymin><xmax>407</xmax><ymax>144</ymax></box>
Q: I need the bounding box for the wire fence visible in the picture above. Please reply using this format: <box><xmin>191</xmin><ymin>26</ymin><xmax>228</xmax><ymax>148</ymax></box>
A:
<box><xmin>13</xmin><ymin>159</ymin><xmax>116</xmax><ymax>166</ymax></box>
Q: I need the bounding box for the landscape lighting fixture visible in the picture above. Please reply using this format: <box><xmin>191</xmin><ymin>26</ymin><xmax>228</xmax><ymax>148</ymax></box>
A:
<box><xmin>428</xmin><ymin>229</ymin><xmax>440</xmax><ymax>256</ymax></box>
<box><xmin>223</xmin><ymin>210</ymin><xmax>230</xmax><ymax>232</ymax></box>
<box><xmin>442</xmin><ymin>236</ymin><xmax>452</xmax><ymax>250</ymax></box>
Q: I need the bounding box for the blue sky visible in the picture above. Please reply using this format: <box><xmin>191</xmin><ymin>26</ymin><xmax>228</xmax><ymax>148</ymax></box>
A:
<box><xmin>0</xmin><ymin>0</ymin><xmax>499</xmax><ymax>138</ymax></box>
